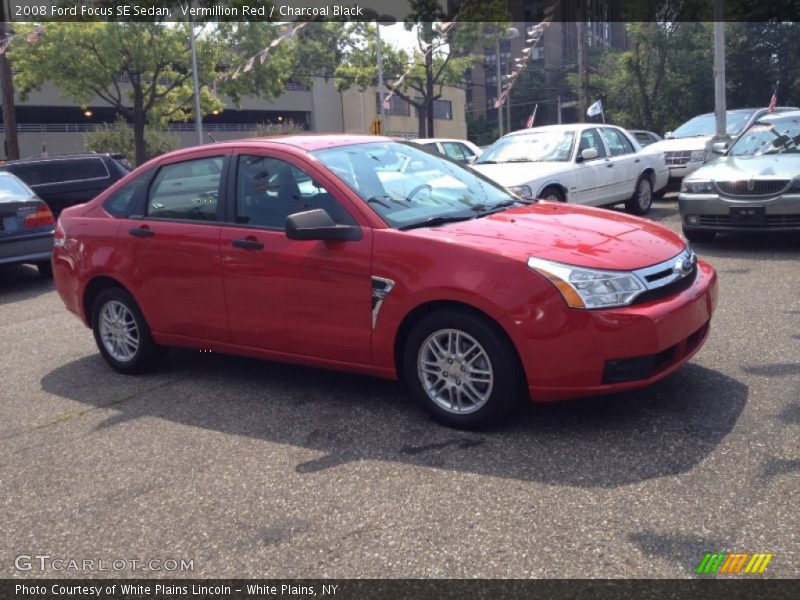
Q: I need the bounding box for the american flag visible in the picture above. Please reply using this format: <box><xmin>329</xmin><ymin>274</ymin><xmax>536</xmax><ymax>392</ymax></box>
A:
<box><xmin>768</xmin><ymin>82</ymin><xmax>779</xmax><ymax>112</ymax></box>
<box><xmin>525</xmin><ymin>104</ymin><xmax>538</xmax><ymax>129</ymax></box>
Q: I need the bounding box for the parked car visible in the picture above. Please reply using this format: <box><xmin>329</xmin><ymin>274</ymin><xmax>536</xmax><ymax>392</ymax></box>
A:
<box><xmin>0</xmin><ymin>153</ymin><xmax>129</xmax><ymax>217</ymax></box>
<box><xmin>410</xmin><ymin>138</ymin><xmax>483</xmax><ymax>163</ymax></box>
<box><xmin>679</xmin><ymin>110</ymin><xmax>800</xmax><ymax>242</ymax></box>
<box><xmin>0</xmin><ymin>171</ymin><xmax>55</xmax><ymax>277</ymax></box>
<box><xmin>53</xmin><ymin>135</ymin><xmax>717</xmax><ymax>429</ymax></box>
<box><xmin>630</xmin><ymin>129</ymin><xmax>663</xmax><ymax>147</ymax></box>
<box><xmin>472</xmin><ymin>124</ymin><xmax>668</xmax><ymax>215</ymax></box>
<box><xmin>648</xmin><ymin>107</ymin><xmax>799</xmax><ymax>183</ymax></box>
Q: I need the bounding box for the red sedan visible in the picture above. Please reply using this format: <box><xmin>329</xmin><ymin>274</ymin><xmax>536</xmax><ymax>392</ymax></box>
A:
<box><xmin>53</xmin><ymin>136</ymin><xmax>717</xmax><ymax>428</ymax></box>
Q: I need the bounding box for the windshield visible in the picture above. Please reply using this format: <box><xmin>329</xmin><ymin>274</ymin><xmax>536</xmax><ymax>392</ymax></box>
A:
<box><xmin>0</xmin><ymin>173</ymin><xmax>34</xmax><ymax>199</ymax></box>
<box><xmin>313</xmin><ymin>141</ymin><xmax>520</xmax><ymax>230</ymax></box>
<box><xmin>671</xmin><ymin>110</ymin><xmax>755</xmax><ymax>138</ymax></box>
<box><xmin>477</xmin><ymin>130</ymin><xmax>575</xmax><ymax>164</ymax></box>
<box><xmin>728</xmin><ymin>117</ymin><xmax>800</xmax><ymax>156</ymax></box>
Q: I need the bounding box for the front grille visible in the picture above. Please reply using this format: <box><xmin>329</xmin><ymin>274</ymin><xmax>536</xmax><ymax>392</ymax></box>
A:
<box><xmin>715</xmin><ymin>179</ymin><xmax>790</xmax><ymax>197</ymax></box>
<box><xmin>634</xmin><ymin>266</ymin><xmax>697</xmax><ymax>305</ymax></box>
<box><xmin>697</xmin><ymin>214</ymin><xmax>800</xmax><ymax>228</ymax></box>
<box><xmin>665</xmin><ymin>151</ymin><xmax>692</xmax><ymax>166</ymax></box>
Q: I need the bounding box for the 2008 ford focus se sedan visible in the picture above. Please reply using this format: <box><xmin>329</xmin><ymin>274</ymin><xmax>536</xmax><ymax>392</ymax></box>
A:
<box><xmin>53</xmin><ymin>135</ymin><xmax>717</xmax><ymax>428</ymax></box>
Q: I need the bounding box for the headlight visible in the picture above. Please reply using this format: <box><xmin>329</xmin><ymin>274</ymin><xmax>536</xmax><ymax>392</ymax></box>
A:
<box><xmin>681</xmin><ymin>180</ymin><xmax>715</xmax><ymax>194</ymax></box>
<box><xmin>528</xmin><ymin>257</ymin><xmax>644</xmax><ymax>309</ymax></box>
<box><xmin>507</xmin><ymin>185</ymin><xmax>532</xmax><ymax>199</ymax></box>
<box><xmin>690</xmin><ymin>150</ymin><xmax>707</xmax><ymax>162</ymax></box>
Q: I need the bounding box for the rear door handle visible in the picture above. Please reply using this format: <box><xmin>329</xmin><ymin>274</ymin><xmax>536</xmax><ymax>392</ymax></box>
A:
<box><xmin>606</xmin><ymin>163</ymin><xmax>614</xmax><ymax>168</ymax></box>
<box><xmin>129</xmin><ymin>227</ymin><xmax>154</xmax><ymax>238</ymax></box>
<box><xmin>231</xmin><ymin>238</ymin><xmax>264</xmax><ymax>250</ymax></box>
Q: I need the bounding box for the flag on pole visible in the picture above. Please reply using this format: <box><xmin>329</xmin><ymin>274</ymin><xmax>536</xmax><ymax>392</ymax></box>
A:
<box><xmin>525</xmin><ymin>104</ymin><xmax>538</xmax><ymax>129</ymax></box>
<box><xmin>587</xmin><ymin>99</ymin><xmax>603</xmax><ymax>118</ymax></box>
<box><xmin>768</xmin><ymin>82</ymin><xmax>778</xmax><ymax>112</ymax></box>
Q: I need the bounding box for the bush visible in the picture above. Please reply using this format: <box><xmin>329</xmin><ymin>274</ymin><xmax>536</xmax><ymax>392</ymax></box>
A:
<box><xmin>249</xmin><ymin>120</ymin><xmax>307</xmax><ymax>137</ymax></box>
<box><xmin>84</xmin><ymin>117</ymin><xmax>178</xmax><ymax>165</ymax></box>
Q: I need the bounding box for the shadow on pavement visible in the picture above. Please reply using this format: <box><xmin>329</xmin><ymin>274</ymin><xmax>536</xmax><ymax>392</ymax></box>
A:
<box><xmin>41</xmin><ymin>350</ymin><xmax>747</xmax><ymax>488</ymax></box>
<box><xmin>687</xmin><ymin>231</ymin><xmax>800</xmax><ymax>261</ymax></box>
<box><xmin>628</xmin><ymin>532</ymin><xmax>728</xmax><ymax>573</ymax></box>
<box><xmin>0</xmin><ymin>264</ymin><xmax>54</xmax><ymax>305</ymax></box>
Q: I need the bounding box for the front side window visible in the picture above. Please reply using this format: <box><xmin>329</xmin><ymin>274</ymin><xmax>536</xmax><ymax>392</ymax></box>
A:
<box><xmin>314</xmin><ymin>141</ymin><xmax>519</xmax><ymax>230</ymax></box>
<box><xmin>578</xmin><ymin>129</ymin><xmax>608</xmax><ymax>158</ymax></box>
<box><xmin>147</xmin><ymin>156</ymin><xmax>223</xmax><ymax>221</ymax></box>
<box><xmin>235</xmin><ymin>155</ymin><xmax>356</xmax><ymax>229</ymax></box>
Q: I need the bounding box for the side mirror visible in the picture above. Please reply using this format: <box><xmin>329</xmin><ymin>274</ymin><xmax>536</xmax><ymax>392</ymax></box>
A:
<box><xmin>711</xmin><ymin>141</ymin><xmax>729</xmax><ymax>155</ymax></box>
<box><xmin>577</xmin><ymin>148</ymin><xmax>599</xmax><ymax>162</ymax></box>
<box><xmin>664</xmin><ymin>131</ymin><xmax>674</xmax><ymax>139</ymax></box>
<box><xmin>285</xmin><ymin>209</ymin><xmax>362</xmax><ymax>242</ymax></box>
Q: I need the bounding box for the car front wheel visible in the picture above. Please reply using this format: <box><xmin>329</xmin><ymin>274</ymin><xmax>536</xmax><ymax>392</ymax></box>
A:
<box><xmin>91</xmin><ymin>287</ymin><xmax>166</xmax><ymax>374</ymax></box>
<box><xmin>403</xmin><ymin>310</ymin><xmax>523</xmax><ymax>429</ymax></box>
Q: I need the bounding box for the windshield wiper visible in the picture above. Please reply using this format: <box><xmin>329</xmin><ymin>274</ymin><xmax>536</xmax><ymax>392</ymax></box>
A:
<box><xmin>475</xmin><ymin>160</ymin><xmax>497</xmax><ymax>164</ymax></box>
<box><xmin>473</xmin><ymin>200</ymin><xmax>525</xmax><ymax>217</ymax></box>
<box><xmin>398</xmin><ymin>214</ymin><xmax>475</xmax><ymax>231</ymax></box>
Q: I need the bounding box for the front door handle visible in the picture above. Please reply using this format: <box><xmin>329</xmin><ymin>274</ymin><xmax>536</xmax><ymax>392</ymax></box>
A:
<box><xmin>231</xmin><ymin>238</ymin><xmax>264</xmax><ymax>250</ymax></box>
<box><xmin>129</xmin><ymin>227</ymin><xmax>154</xmax><ymax>238</ymax></box>
<box><xmin>606</xmin><ymin>163</ymin><xmax>614</xmax><ymax>168</ymax></box>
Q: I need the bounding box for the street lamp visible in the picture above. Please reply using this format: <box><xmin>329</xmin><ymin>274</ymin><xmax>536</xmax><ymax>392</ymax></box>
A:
<box><xmin>496</xmin><ymin>27</ymin><xmax>519</xmax><ymax>137</ymax></box>
<box><xmin>364</xmin><ymin>10</ymin><xmax>397</xmax><ymax>131</ymax></box>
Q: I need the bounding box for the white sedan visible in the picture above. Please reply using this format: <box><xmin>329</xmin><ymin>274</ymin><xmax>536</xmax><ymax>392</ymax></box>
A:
<box><xmin>472</xmin><ymin>124</ymin><xmax>668</xmax><ymax>215</ymax></box>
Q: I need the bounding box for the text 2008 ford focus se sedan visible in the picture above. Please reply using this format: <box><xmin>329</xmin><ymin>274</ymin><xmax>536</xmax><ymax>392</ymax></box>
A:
<box><xmin>53</xmin><ymin>136</ymin><xmax>717</xmax><ymax>428</ymax></box>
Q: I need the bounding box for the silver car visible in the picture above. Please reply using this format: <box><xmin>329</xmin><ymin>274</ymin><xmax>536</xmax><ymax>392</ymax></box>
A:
<box><xmin>679</xmin><ymin>111</ymin><xmax>800</xmax><ymax>242</ymax></box>
<box><xmin>0</xmin><ymin>172</ymin><xmax>55</xmax><ymax>277</ymax></box>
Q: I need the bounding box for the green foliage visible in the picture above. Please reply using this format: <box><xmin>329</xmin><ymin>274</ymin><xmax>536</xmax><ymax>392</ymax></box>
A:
<box><xmin>249</xmin><ymin>120</ymin><xmax>307</xmax><ymax>137</ymax></box>
<box><xmin>84</xmin><ymin>117</ymin><xmax>178</xmax><ymax>162</ymax></box>
<box><xmin>465</xmin><ymin>113</ymin><xmax>497</xmax><ymax>146</ymax></box>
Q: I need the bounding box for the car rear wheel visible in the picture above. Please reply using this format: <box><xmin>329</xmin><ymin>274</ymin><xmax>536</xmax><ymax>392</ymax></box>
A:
<box><xmin>35</xmin><ymin>261</ymin><xmax>53</xmax><ymax>279</ymax></box>
<box><xmin>626</xmin><ymin>175</ymin><xmax>653</xmax><ymax>215</ymax></box>
<box><xmin>540</xmin><ymin>186</ymin><xmax>565</xmax><ymax>202</ymax></box>
<box><xmin>403</xmin><ymin>310</ymin><xmax>523</xmax><ymax>429</ymax></box>
<box><xmin>91</xmin><ymin>287</ymin><xmax>166</xmax><ymax>374</ymax></box>
<box><xmin>682</xmin><ymin>228</ymin><xmax>716</xmax><ymax>243</ymax></box>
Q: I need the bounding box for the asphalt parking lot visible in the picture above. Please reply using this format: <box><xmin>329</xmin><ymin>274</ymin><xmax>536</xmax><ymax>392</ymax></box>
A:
<box><xmin>1</xmin><ymin>196</ymin><xmax>799</xmax><ymax>579</ymax></box>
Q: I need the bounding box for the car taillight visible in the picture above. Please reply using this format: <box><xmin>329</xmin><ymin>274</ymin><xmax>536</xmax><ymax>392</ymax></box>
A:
<box><xmin>54</xmin><ymin>217</ymin><xmax>66</xmax><ymax>247</ymax></box>
<box><xmin>24</xmin><ymin>202</ymin><xmax>55</xmax><ymax>229</ymax></box>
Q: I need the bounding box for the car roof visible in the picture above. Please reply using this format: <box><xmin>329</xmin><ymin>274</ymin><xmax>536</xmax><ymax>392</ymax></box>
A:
<box><xmin>2</xmin><ymin>153</ymin><xmax>116</xmax><ymax>166</ymax></box>
<box><xmin>751</xmin><ymin>109</ymin><xmax>800</xmax><ymax>122</ymax></box>
<box><xmin>412</xmin><ymin>138</ymin><xmax>469</xmax><ymax>144</ymax></box>
<box><xmin>503</xmin><ymin>123</ymin><xmax>623</xmax><ymax>138</ymax></box>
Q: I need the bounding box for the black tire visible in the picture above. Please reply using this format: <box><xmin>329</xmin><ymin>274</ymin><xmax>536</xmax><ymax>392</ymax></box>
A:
<box><xmin>91</xmin><ymin>287</ymin><xmax>166</xmax><ymax>374</ymax></box>
<box><xmin>539</xmin><ymin>186</ymin><xmax>565</xmax><ymax>202</ymax></box>
<box><xmin>682</xmin><ymin>228</ymin><xmax>716</xmax><ymax>243</ymax></box>
<box><xmin>625</xmin><ymin>174</ymin><xmax>653</xmax><ymax>215</ymax></box>
<box><xmin>35</xmin><ymin>261</ymin><xmax>53</xmax><ymax>279</ymax></box>
<box><xmin>402</xmin><ymin>309</ymin><xmax>524</xmax><ymax>429</ymax></box>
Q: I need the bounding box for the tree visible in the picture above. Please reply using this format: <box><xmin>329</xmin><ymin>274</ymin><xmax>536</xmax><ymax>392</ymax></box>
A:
<box><xmin>10</xmin><ymin>22</ymin><xmax>223</xmax><ymax>165</ymax></box>
<box><xmin>336</xmin><ymin>0</ymin><xmax>510</xmax><ymax>137</ymax></box>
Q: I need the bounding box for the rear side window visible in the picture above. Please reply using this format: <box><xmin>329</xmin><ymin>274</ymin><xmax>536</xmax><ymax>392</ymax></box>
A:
<box><xmin>104</xmin><ymin>176</ymin><xmax>149</xmax><ymax>217</ymax></box>
<box><xmin>147</xmin><ymin>156</ymin><xmax>223</xmax><ymax>222</ymax></box>
<box><xmin>69</xmin><ymin>158</ymin><xmax>109</xmax><ymax>180</ymax></box>
<box><xmin>442</xmin><ymin>142</ymin><xmax>468</xmax><ymax>161</ymax></box>
<box><xmin>601</xmin><ymin>128</ymin><xmax>635</xmax><ymax>156</ymax></box>
<box><xmin>6</xmin><ymin>157</ymin><xmax>109</xmax><ymax>186</ymax></box>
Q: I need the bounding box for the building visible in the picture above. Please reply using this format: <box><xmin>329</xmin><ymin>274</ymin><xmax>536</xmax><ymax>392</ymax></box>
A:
<box><xmin>0</xmin><ymin>78</ymin><xmax>467</xmax><ymax>159</ymax></box>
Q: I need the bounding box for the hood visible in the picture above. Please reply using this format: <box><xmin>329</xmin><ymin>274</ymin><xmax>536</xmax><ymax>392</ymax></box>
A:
<box><xmin>472</xmin><ymin>161</ymin><xmax>572</xmax><ymax>187</ymax></box>
<box><xmin>648</xmin><ymin>136</ymin><xmax>711</xmax><ymax>152</ymax></box>
<box><xmin>686</xmin><ymin>155</ymin><xmax>800</xmax><ymax>181</ymax></box>
<box><xmin>408</xmin><ymin>202</ymin><xmax>687</xmax><ymax>271</ymax></box>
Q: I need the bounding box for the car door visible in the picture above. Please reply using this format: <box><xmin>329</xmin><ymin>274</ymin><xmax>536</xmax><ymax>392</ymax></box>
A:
<box><xmin>219</xmin><ymin>151</ymin><xmax>373</xmax><ymax>366</ymax></box>
<box><xmin>571</xmin><ymin>128</ymin><xmax>613</xmax><ymax>206</ymax></box>
<box><xmin>119</xmin><ymin>151</ymin><xmax>231</xmax><ymax>343</ymax></box>
<box><xmin>600</xmin><ymin>127</ymin><xmax>638</xmax><ymax>202</ymax></box>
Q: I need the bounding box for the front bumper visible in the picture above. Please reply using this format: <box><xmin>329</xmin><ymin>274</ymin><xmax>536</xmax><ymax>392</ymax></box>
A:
<box><xmin>667</xmin><ymin>160</ymin><xmax>705</xmax><ymax>181</ymax></box>
<box><xmin>679</xmin><ymin>192</ymin><xmax>800</xmax><ymax>231</ymax></box>
<box><xmin>507</xmin><ymin>260</ymin><xmax>717</xmax><ymax>402</ymax></box>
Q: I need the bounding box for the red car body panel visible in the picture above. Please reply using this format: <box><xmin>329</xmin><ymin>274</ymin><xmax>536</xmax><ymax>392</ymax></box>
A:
<box><xmin>53</xmin><ymin>136</ymin><xmax>718</xmax><ymax>403</ymax></box>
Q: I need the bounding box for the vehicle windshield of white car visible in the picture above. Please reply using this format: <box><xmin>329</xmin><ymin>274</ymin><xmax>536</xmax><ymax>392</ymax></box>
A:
<box><xmin>477</xmin><ymin>131</ymin><xmax>575</xmax><ymax>164</ymax></box>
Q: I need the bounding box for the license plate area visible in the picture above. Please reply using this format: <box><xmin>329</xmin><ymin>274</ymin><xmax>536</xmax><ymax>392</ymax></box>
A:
<box><xmin>730</xmin><ymin>206</ymin><xmax>765</xmax><ymax>225</ymax></box>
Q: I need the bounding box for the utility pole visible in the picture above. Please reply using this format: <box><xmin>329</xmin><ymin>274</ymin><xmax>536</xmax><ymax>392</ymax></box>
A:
<box><xmin>376</xmin><ymin>21</ymin><xmax>385</xmax><ymax>129</ymax></box>
<box><xmin>0</xmin><ymin>2</ymin><xmax>20</xmax><ymax>160</ymax></box>
<box><xmin>576</xmin><ymin>19</ymin><xmax>588</xmax><ymax>122</ymax></box>
<box><xmin>495</xmin><ymin>37</ymin><xmax>503</xmax><ymax>137</ymax></box>
<box><xmin>188</xmin><ymin>15</ymin><xmax>203</xmax><ymax>146</ymax></box>
<box><xmin>713</xmin><ymin>0</ymin><xmax>726</xmax><ymax>139</ymax></box>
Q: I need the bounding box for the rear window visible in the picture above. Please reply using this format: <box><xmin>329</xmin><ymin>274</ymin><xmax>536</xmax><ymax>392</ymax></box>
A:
<box><xmin>0</xmin><ymin>174</ymin><xmax>33</xmax><ymax>198</ymax></box>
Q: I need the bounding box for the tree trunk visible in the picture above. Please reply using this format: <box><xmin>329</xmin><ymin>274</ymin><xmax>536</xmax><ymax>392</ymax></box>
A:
<box><xmin>417</xmin><ymin>104</ymin><xmax>426</xmax><ymax>138</ymax></box>
<box><xmin>577</xmin><ymin>20</ymin><xmax>589</xmax><ymax>122</ymax></box>
<box><xmin>0</xmin><ymin>23</ymin><xmax>20</xmax><ymax>160</ymax></box>
<box><xmin>132</xmin><ymin>76</ymin><xmax>146</xmax><ymax>166</ymax></box>
<box><xmin>425</xmin><ymin>48</ymin><xmax>434</xmax><ymax>137</ymax></box>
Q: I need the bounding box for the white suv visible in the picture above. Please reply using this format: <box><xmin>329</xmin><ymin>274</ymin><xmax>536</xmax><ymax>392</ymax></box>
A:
<box><xmin>649</xmin><ymin>107</ymin><xmax>799</xmax><ymax>182</ymax></box>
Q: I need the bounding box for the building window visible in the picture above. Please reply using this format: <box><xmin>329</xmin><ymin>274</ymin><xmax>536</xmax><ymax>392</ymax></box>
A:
<box><xmin>414</xmin><ymin>98</ymin><xmax>453</xmax><ymax>120</ymax></box>
<box><xmin>376</xmin><ymin>93</ymin><xmax>410</xmax><ymax>116</ymax></box>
